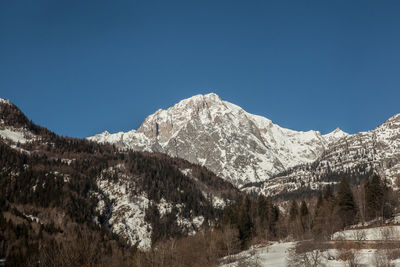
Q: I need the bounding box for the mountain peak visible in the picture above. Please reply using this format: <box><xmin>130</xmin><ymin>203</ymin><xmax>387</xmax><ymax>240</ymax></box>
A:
<box><xmin>333</xmin><ymin>127</ymin><xmax>346</xmax><ymax>134</ymax></box>
<box><xmin>187</xmin><ymin>92</ymin><xmax>221</xmax><ymax>100</ymax></box>
<box><xmin>91</xmin><ymin>93</ymin><xmax>329</xmax><ymax>186</ymax></box>
<box><xmin>323</xmin><ymin>127</ymin><xmax>349</xmax><ymax>143</ymax></box>
<box><xmin>137</xmin><ymin>93</ymin><xmax>230</xmax><ymax>141</ymax></box>
<box><xmin>174</xmin><ymin>92</ymin><xmax>223</xmax><ymax>110</ymax></box>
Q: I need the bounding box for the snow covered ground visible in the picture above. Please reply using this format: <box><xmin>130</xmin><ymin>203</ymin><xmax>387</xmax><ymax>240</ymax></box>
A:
<box><xmin>219</xmin><ymin>242</ymin><xmax>295</xmax><ymax>267</ymax></box>
<box><xmin>321</xmin><ymin>249</ymin><xmax>400</xmax><ymax>266</ymax></box>
<box><xmin>219</xmin><ymin>224</ymin><xmax>400</xmax><ymax>266</ymax></box>
<box><xmin>332</xmin><ymin>225</ymin><xmax>400</xmax><ymax>241</ymax></box>
<box><xmin>219</xmin><ymin>241</ymin><xmax>400</xmax><ymax>266</ymax></box>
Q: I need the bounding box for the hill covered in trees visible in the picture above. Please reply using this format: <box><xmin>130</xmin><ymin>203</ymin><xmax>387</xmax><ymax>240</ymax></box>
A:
<box><xmin>0</xmin><ymin>99</ymin><xmax>240</xmax><ymax>265</ymax></box>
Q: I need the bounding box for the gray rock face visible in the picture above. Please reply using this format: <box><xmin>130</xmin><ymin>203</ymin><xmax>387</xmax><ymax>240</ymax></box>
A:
<box><xmin>89</xmin><ymin>93</ymin><xmax>346</xmax><ymax>187</ymax></box>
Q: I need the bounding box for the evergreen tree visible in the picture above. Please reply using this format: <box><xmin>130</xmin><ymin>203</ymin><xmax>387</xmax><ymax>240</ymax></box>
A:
<box><xmin>323</xmin><ymin>184</ymin><xmax>334</xmax><ymax>200</ymax></box>
<box><xmin>300</xmin><ymin>200</ymin><xmax>309</xmax><ymax>232</ymax></box>
<box><xmin>365</xmin><ymin>174</ymin><xmax>384</xmax><ymax>220</ymax></box>
<box><xmin>256</xmin><ymin>195</ymin><xmax>268</xmax><ymax>223</ymax></box>
<box><xmin>316</xmin><ymin>193</ymin><xmax>323</xmax><ymax>210</ymax></box>
<box><xmin>337</xmin><ymin>178</ymin><xmax>357</xmax><ymax>227</ymax></box>
<box><xmin>237</xmin><ymin>196</ymin><xmax>253</xmax><ymax>248</ymax></box>
<box><xmin>267</xmin><ymin>197</ymin><xmax>279</xmax><ymax>228</ymax></box>
<box><xmin>289</xmin><ymin>200</ymin><xmax>299</xmax><ymax>222</ymax></box>
<box><xmin>300</xmin><ymin>200</ymin><xmax>308</xmax><ymax>217</ymax></box>
<box><xmin>288</xmin><ymin>200</ymin><xmax>302</xmax><ymax>238</ymax></box>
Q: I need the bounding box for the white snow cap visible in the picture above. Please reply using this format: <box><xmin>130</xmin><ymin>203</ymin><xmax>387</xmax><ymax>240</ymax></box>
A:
<box><xmin>172</xmin><ymin>92</ymin><xmax>223</xmax><ymax>108</ymax></box>
<box><xmin>331</xmin><ymin>127</ymin><xmax>348</xmax><ymax>135</ymax></box>
<box><xmin>323</xmin><ymin>127</ymin><xmax>349</xmax><ymax>143</ymax></box>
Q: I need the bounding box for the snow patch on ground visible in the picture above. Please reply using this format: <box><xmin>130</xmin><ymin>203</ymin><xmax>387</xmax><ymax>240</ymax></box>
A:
<box><xmin>219</xmin><ymin>242</ymin><xmax>295</xmax><ymax>267</ymax></box>
<box><xmin>177</xmin><ymin>215</ymin><xmax>205</xmax><ymax>235</ymax></box>
<box><xmin>180</xmin><ymin>168</ymin><xmax>192</xmax><ymax>176</ymax></box>
<box><xmin>0</xmin><ymin>129</ymin><xmax>29</xmax><ymax>144</ymax></box>
<box><xmin>157</xmin><ymin>198</ymin><xmax>173</xmax><ymax>217</ymax></box>
<box><xmin>220</xmin><ymin>240</ymin><xmax>400</xmax><ymax>266</ymax></box>
<box><xmin>192</xmin><ymin>215</ymin><xmax>205</xmax><ymax>228</ymax></box>
<box><xmin>332</xmin><ymin>225</ymin><xmax>400</xmax><ymax>241</ymax></box>
<box><xmin>24</xmin><ymin>214</ymin><xmax>41</xmax><ymax>224</ymax></box>
<box><xmin>322</xmin><ymin>249</ymin><xmax>400</xmax><ymax>266</ymax></box>
<box><xmin>222</xmin><ymin>224</ymin><xmax>400</xmax><ymax>266</ymax></box>
<box><xmin>212</xmin><ymin>195</ymin><xmax>227</xmax><ymax>209</ymax></box>
<box><xmin>61</xmin><ymin>158</ymin><xmax>74</xmax><ymax>165</ymax></box>
<box><xmin>96</xmin><ymin>166</ymin><xmax>152</xmax><ymax>250</ymax></box>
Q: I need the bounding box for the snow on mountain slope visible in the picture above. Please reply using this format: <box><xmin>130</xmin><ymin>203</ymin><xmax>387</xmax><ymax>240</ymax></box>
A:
<box><xmin>323</xmin><ymin>128</ymin><xmax>349</xmax><ymax>143</ymax></box>
<box><xmin>89</xmin><ymin>93</ymin><xmax>339</xmax><ymax>186</ymax></box>
<box><xmin>89</xmin><ymin>130</ymin><xmax>156</xmax><ymax>152</ymax></box>
<box><xmin>91</xmin><ymin>157</ymin><xmax>238</xmax><ymax>250</ymax></box>
<box><xmin>0</xmin><ymin>128</ymin><xmax>30</xmax><ymax>144</ymax></box>
<box><xmin>249</xmin><ymin>113</ymin><xmax>400</xmax><ymax>197</ymax></box>
<box><xmin>95</xmin><ymin>164</ymin><xmax>152</xmax><ymax>250</ymax></box>
<box><xmin>0</xmin><ymin>98</ymin><xmax>36</xmax><ymax>145</ymax></box>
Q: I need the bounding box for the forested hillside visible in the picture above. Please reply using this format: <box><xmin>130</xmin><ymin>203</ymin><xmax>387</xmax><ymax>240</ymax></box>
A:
<box><xmin>0</xmin><ymin>100</ymin><xmax>239</xmax><ymax>265</ymax></box>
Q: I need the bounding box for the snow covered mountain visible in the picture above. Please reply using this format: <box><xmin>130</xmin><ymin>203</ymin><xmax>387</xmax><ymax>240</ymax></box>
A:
<box><xmin>89</xmin><ymin>93</ymin><xmax>349</xmax><ymax>186</ymax></box>
<box><xmin>245</xmin><ymin>113</ymin><xmax>400</xmax><ymax>197</ymax></box>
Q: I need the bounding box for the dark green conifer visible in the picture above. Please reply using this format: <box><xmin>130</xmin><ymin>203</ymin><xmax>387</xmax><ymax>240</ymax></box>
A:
<box><xmin>337</xmin><ymin>178</ymin><xmax>357</xmax><ymax>226</ymax></box>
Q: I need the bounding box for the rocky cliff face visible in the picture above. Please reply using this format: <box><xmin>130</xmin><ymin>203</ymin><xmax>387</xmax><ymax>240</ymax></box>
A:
<box><xmin>89</xmin><ymin>93</ymin><xmax>348</xmax><ymax>186</ymax></box>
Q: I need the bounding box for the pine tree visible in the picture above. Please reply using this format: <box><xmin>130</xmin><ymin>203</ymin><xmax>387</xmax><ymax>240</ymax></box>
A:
<box><xmin>323</xmin><ymin>184</ymin><xmax>334</xmax><ymax>200</ymax></box>
<box><xmin>300</xmin><ymin>200</ymin><xmax>309</xmax><ymax>233</ymax></box>
<box><xmin>365</xmin><ymin>174</ymin><xmax>384</xmax><ymax>220</ymax></box>
<box><xmin>316</xmin><ymin>193</ymin><xmax>323</xmax><ymax>210</ymax></box>
<box><xmin>300</xmin><ymin>200</ymin><xmax>308</xmax><ymax>217</ymax></box>
<box><xmin>337</xmin><ymin>178</ymin><xmax>357</xmax><ymax>227</ymax></box>
<box><xmin>288</xmin><ymin>200</ymin><xmax>302</xmax><ymax>238</ymax></box>
<box><xmin>289</xmin><ymin>200</ymin><xmax>299</xmax><ymax>222</ymax></box>
<box><xmin>237</xmin><ymin>196</ymin><xmax>253</xmax><ymax>248</ymax></box>
<box><xmin>256</xmin><ymin>195</ymin><xmax>268</xmax><ymax>223</ymax></box>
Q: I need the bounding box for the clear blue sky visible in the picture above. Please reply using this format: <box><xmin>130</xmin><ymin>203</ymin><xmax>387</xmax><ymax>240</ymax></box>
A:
<box><xmin>1</xmin><ymin>0</ymin><xmax>399</xmax><ymax>138</ymax></box>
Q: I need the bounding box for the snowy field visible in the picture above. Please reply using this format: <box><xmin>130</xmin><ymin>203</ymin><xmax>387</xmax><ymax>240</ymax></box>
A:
<box><xmin>219</xmin><ymin>242</ymin><xmax>295</xmax><ymax>267</ymax></box>
<box><xmin>219</xmin><ymin>241</ymin><xmax>400</xmax><ymax>266</ymax></box>
<box><xmin>219</xmin><ymin>225</ymin><xmax>400</xmax><ymax>266</ymax></box>
<box><xmin>332</xmin><ymin>225</ymin><xmax>400</xmax><ymax>241</ymax></box>
<box><xmin>321</xmin><ymin>249</ymin><xmax>400</xmax><ymax>266</ymax></box>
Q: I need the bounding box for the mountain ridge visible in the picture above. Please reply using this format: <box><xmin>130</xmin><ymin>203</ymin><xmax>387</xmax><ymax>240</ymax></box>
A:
<box><xmin>88</xmin><ymin>93</ymin><xmax>356</xmax><ymax>186</ymax></box>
